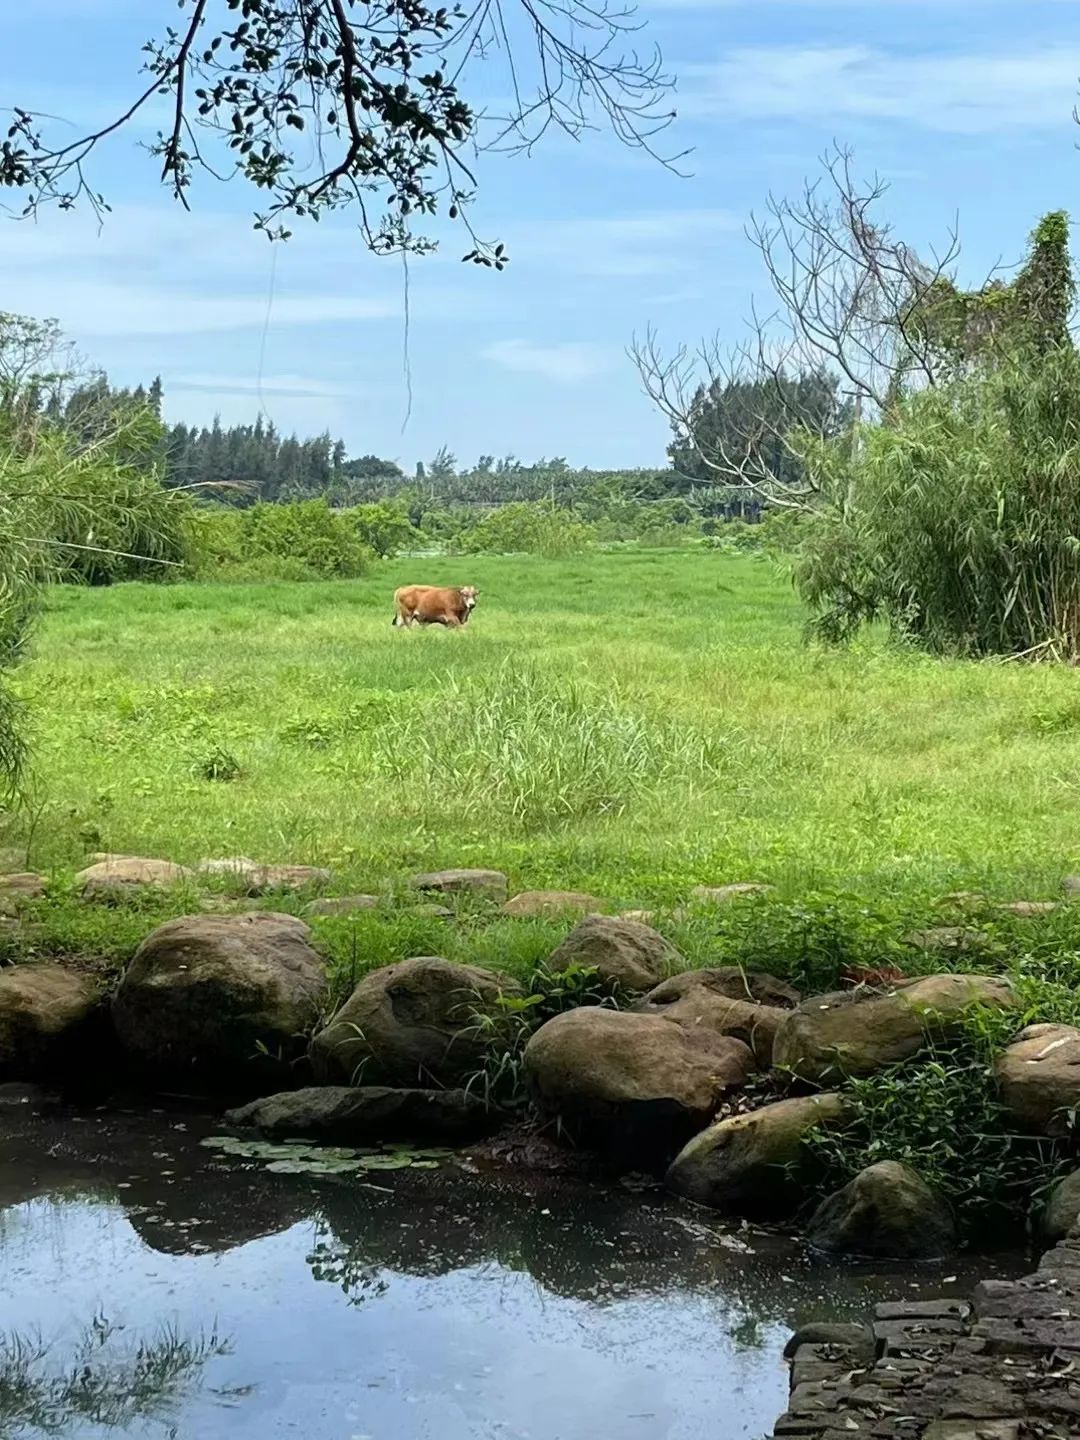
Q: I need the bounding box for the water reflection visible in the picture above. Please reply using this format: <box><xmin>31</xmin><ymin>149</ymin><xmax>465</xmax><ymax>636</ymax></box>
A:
<box><xmin>0</xmin><ymin>1315</ymin><xmax>229</xmax><ymax>1437</ymax></box>
<box><xmin>0</xmin><ymin>1102</ymin><xmax>1031</xmax><ymax>1440</ymax></box>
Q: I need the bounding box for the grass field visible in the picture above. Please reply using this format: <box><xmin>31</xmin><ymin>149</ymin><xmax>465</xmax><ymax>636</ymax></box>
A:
<box><xmin>8</xmin><ymin>547</ymin><xmax>1080</xmax><ymax>989</ymax></box>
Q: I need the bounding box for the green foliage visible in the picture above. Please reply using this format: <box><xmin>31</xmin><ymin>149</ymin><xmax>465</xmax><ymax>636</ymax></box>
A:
<box><xmin>808</xmin><ymin>1010</ymin><xmax>1076</xmax><ymax>1235</ymax></box>
<box><xmin>3</xmin><ymin>1</ymin><xmax>671</xmax><ymax>262</ymax></box>
<box><xmin>797</xmin><ymin>346</ymin><xmax>1080</xmax><ymax>656</ymax></box>
<box><xmin>449</xmin><ymin>502</ymin><xmax>596</xmax><ymax>556</ymax></box>
<box><xmin>462</xmin><ymin>961</ymin><xmax>624</xmax><ymax>1109</ymax></box>
<box><xmin>347</xmin><ymin>501</ymin><xmax>420</xmax><ymax>559</ymax></box>
<box><xmin>913</xmin><ymin>212</ymin><xmax>1076</xmax><ymax>371</ymax></box>
<box><xmin>193</xmin><ymin>500</ymin><xmax>373</xmax><ymax>581</ymax></box>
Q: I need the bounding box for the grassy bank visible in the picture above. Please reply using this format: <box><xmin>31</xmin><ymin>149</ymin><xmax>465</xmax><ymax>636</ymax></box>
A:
<box><xmin>11</xmin><ymin>548</ymin><xmax>1080</xmax><ymax>904</ymax></box>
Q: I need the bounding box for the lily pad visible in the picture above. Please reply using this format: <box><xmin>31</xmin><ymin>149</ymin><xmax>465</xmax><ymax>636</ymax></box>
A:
<box><xmin>357</xmin><ymin>1155</ymin><xmax>414</xmax><ymax>1171</ymax></box>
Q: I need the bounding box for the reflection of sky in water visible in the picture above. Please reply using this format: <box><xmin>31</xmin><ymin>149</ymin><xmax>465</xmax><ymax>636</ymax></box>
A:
<box><xmin>0</xmin><ymin>1196</ymin><xmax>789</xmax><ymax>1440</ymax></box>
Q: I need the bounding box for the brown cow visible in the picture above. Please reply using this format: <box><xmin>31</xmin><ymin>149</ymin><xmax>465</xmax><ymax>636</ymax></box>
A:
<box><xmin>392</xmin><ymin>584</ymin><xmax>478</xmax><ymax>628</ymax></box>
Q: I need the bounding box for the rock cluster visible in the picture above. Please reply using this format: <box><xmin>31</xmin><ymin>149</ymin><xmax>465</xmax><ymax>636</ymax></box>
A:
<box><xmin>5</xmin><ymin>855</ymin><xmax>1080</xmax><ymax>1262</ymax></box>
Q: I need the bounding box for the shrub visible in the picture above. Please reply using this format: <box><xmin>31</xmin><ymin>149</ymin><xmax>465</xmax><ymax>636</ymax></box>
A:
<box><xmin>348</xmin><ymin>501</ymin><xmax>420</xmax><ymax>558</ymax></box>
<box><xmin>450</xmin><ymin>502</ymin><xmax>596</xmax><ymax>556</ymax></box>
<box><xmin>796</xmin><ymin>346</ymin><xmax>1080</xmax><ymax>657</ymax></box>
<box><xmin>806</xmin><ymin>1013</ymin><xmax>1075</xmax><ymax>1236</ymax></box>
<box><xmin>192</xmin><ymin>500</ymin><xmax>373</xmax><ymax>580</ymax></box>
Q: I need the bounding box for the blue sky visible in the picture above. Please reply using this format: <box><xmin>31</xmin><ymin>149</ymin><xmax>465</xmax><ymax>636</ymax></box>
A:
<box><xmin>2</xmin><ymin>0</ymin><xmax>1080</xmax><ymax>470</ymax></box>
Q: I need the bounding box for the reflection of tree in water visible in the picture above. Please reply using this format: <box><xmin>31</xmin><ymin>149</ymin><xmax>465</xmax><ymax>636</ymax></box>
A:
<box><xmin>305</xmin><ymin>1218</ymin><xmax>390</xmax><ymax>1308</ymax></box>
<box><xmin>0</xmin><ymin>1313</ymin><xmax>230</xmax><ymax>1438</ymax></box>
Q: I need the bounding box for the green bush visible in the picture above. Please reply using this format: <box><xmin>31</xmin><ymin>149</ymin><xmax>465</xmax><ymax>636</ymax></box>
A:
<box><xmin>796</xmin><ymin>346</ymin><xmax>1080</xmax><ymax>657</ymax></box>
<box><xmin>807</xmin><ymin>1011</ymin><xmax>1076</xmax><ymax>1237</ymax></box>
<box><xmin>450</xmin><ymin>502</ymin><xmax>596</xmax><ymax>556</ymax></box>
<box><xmin>348</xmin><ymin>501</ymin><xmax>420</xmax><ymax>559</ymax></box>
<box><xmin>193</xmin><ymin>500</ymin><xmax>373</xmax><ymax>580</ymax></box>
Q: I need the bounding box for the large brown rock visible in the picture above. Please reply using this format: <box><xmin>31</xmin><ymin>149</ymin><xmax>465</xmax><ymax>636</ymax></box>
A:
<box><xmin>638</xmin><ymin>967</ymin><xmax>799</xmax><ymax>1065</ymax></box>
<box><xmin>545</xmin><ymin>916</ymin><xmax>680</xmax><ymax>993</ymax></box>
<box><xmin>502</xmin><ymin>890</ymin><xmax>605</xmax><ymax>918</ymax></box>
<box><xmin>807</xmin><ymin>1161</ymin><xmax>956</xmax><ymax>1260</ymax></box>
<box><xmin>78</xmin><ymin>855</ymin><xmax>194</xmax><ymax>898</ymax></box>
<box><xmin>0</xmin><ymin>873</ymin><xmax>46</xmax><ymax>918</ymax></box>
<box><xmin>410</xmin><ymin>869</ymin><xmax>508</xmax><ymax>901</ymax></box>
<box><xmin>996</xmin><ymin>1023</ymin><xmax>1080</xmax><ymax>1133</ymax></box>
<box><xmin>226</xmin><ymin>1084</ymin><xmax>495</xmax><ymax>1144</ymax></box>
<box><xmin>306</xmin><ymin>895</ymin><xmax>381</xmax><ymax>917</ymax></box>
<box><xmin>310</xmin><ymin>957</ymin><xmax>520</xmax><ymax>1087</ymax></box>
<box><xmin>772</xmin><ymin>974</ymin><xmax>1017</xmax><ymax>1084</ymax></box>
<box><xmin>665</xmin><ymin>1093</ymin><xmax>849</xmax><ymax>1213</ymax></box>
<box><xmin>524</xmin><ymin>1007</ymin><xmax>753</xmax><ymax>1164</ymax></box>
<box><xmin>691</xmin><ymin>884</ymin><xmax>771</xmax><ymax>904</ymax></box>
<box><xmin>0</xmin><ymin>965</ymin><xmax>102</xmax><ymax>1080</ymax></box>
<box><xmin>112</xmin><ymin>912</ymin><xmax>326</xmax><ymax>1089</ymax></box>
<box><xmin>199</xmin><ymin>859</ymin><xmax>332</xmax><ymax>894</ymax></box>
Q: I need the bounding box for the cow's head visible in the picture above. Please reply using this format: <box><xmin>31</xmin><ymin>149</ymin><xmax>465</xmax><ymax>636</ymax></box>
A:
<box><xmin>460</xmin><ymin>585</ymin><xmax>478</xmax><ymax>611</ymax></box>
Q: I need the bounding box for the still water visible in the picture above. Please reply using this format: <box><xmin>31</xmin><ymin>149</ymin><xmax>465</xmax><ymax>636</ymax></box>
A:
<box><xmin>0</xmin><ymin>1096</ymin><xmax>1027</xmax><ymax>1440</ymax></box>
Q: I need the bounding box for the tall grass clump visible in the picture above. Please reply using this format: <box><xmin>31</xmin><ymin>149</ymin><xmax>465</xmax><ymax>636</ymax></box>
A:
<box><xmin>372</xmin><ymin>661</ymin><xmax>728</xmax><ymax>831</ymax></box>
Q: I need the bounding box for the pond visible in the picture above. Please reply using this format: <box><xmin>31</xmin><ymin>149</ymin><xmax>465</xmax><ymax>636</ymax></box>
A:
<box><xmin>0</xmin><ymin>1094</ymin><xmax>1028</xmax><ymax>1440</ymax></box>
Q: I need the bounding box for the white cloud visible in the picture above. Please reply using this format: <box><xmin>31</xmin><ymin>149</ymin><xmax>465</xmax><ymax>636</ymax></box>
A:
<box><xmin>505</xmin><ymin>208</ymin><xmax>740</xmax><ymax>277</ymax></box>
<box><xmin>2</xmin><ymin>277</ymin><xmax>398</xmax><ymax>337</ymax></box>
<box><xmin>482</xmin><ymin>340</ymin><xmax>612</xmax><ymax>383</ymax></box>
<box><xmin>167</xmin><ymin>373</ymin><xmax>357</xmax><ymax>400</ymax></box>
<box><xmin>681</xmin><ymin>45</ymin><xmax>1080</xmax><ymax>133</ymax></box>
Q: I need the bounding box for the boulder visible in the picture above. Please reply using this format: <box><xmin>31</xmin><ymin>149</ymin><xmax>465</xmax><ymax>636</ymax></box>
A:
<box><xmin>310</xmin><ymin>956</ymin><xmax>520</xmax><ymax>1087</ymax></box>
<box><xmin>1063</xmin><ymin>875</ymin><xmax>1080</xmax><ymax>897</ymax></box>
<box><xmin>903</xmin><ymin>927</ymin><xmax>989</xmax><ymax>953</ymax></box>
<box><xmin>620</xmin><ymin>908</ymin><xmax>688</xmax><ymax>925</ymax></box>
<box><xmin>0</xmin><ymin>872</ymin><xmax>45</xmax><ymax>899</ymax></box>
<box><xmin>996</xmin><ymin>1023</ymin><xmax>1080</xmax><ymax>1132</ymax></box>
<box><xmin>226</xmin><ymin>1084</ymin><xmax>495</xmax><ymax>1144</ymax></box>
<box><xmin>78</xmin><ymin>855</ymin><xmax>194</xmax><ymax>898</ymax></box>
<box><xmin>545</xmin><ymin>915</ymin><xmax>680</xmax><ymax>993</ymax></box>
<box><xmin>306</xmin><ymin>895</ymin><xmax>381</xmax><ymax>917</ymax></box>
<box><xmin>0</xmin><ymin>873</ymin><xmax>46</xmax><ymax>918</ymax></box>
<box><xmin>773</xmin><ymin>974</ymin><xmax>1017</xmax><ymax>1084</ymax></box>
<box><xmin>665</xmin><ymin>1093</ymin><xmax>849</xmax><ymax>1213</ymax></box>
<box><xmin>256</xmin><ymin>864</ymin><xmax>332</xmax><ymax>893</ymax></box>
<box><xmin>524</xmin><ymin>1007</ymin><xmax>753</xmax><ymax>1163</ymax></box>
<box><xmin>112</xmin><ymin>912</ymin><xmax>326</xmax><ymax>1089</ymax></box>
<box><xmin>691</xmin><ymin>883</ymin><xmax>771</xmax><ymax>904</ymax></box>
<box><xmin>198</xmin><ymin>856</ymin><xmax>263</xmax><ymax>881</ymax></box>
<box><xmin>410</xmin><ymin>869</ymin><xmax>508</xmax><ymax>901</ymax></box>
<box><xmin>1041</xmin><ymin>1168</ymin><xmax>1080</xmax><ymax>1242</ymax></box>
<box><xmin>999</xmin><ymin>900</ymin><xmax>1058</xmax><ymax>919</ymax></box>
<box><xmin>638</xmin><ymin>967</ymin><xmax>800</xmax><ymax>1065</ymax></box>
<box><xmin>0</xmin><ymin>965</ymin><xmax>102</xmax><ymax>1079</ymax></box>
<box><xmin>807</xmin><ymin>1161</ymin><xmax>956</xmax><ymax>1260</ymax></box>
<box><xmin>200</xmin><ymin>859</ymin><xmax>332</xmax><ymax>894</ymax></box>
<box><xmin>502</xmin><ymin>890</ymin><xmax>605</xmax><ymax>919</ymax></box>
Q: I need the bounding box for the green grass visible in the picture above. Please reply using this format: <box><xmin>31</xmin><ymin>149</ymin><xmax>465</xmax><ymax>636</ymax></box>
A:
<box><xmin>9</xmin><ymin>547</ymin><xmax>1080</xmax><ymax>987</ymax></box>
